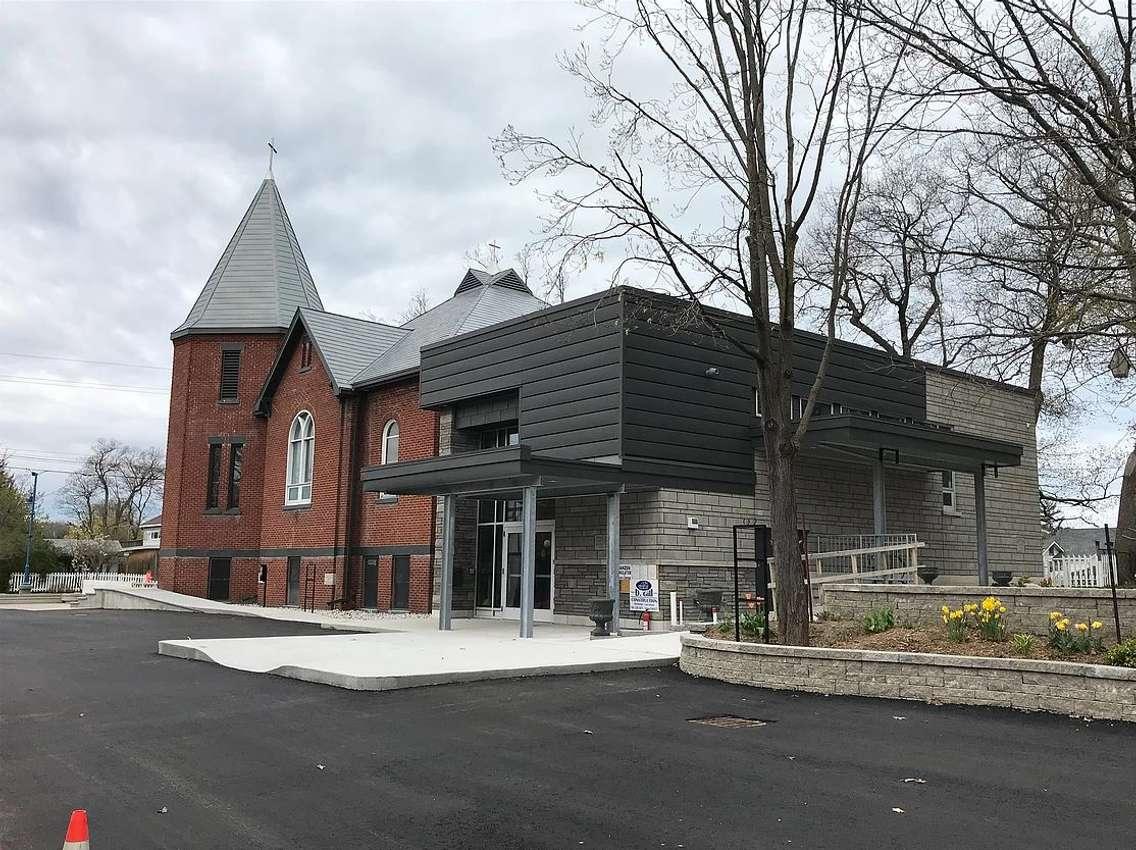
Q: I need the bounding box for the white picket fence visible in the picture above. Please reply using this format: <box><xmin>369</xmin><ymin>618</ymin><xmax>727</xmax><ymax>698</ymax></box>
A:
<box><xmin>1044</xmin><ymin>555</ymin><xmax>1113</xmax><ymax>588</ymax></box>
<box><xmin>6</xmin><ymin>571</ymin><xmax>153</xmax><ymax>594</ymax></box>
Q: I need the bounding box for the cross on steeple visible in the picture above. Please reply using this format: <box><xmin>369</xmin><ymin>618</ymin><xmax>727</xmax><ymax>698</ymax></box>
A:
<box><xmin>266</xmin><ymin>138</ymin><xmax>278</xmax><ymax>178</ymax></box>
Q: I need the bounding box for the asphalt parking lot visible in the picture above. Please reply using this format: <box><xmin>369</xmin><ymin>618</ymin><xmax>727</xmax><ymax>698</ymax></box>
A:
<box><xmin>2</xmin><ymin>609</ymin><xmax>1133</xmax><ymax>849</ymax></box>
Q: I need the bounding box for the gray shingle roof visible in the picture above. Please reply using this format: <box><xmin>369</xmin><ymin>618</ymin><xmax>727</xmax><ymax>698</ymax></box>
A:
<box><xmin>1044</xmin><ymin>527</ymin><xmax>1107</xmax><ymax>558</ymax></box>
<box><xmin>172</xmin><ymin>178</ymin><xmax>324</xmax><ymax>337</ymax></box>
<box><xmin>140</xmin><ymin>514</ymin><xmax>162</xmax><ymax>528</ymax></box>
<box><xmin>298</xmin><ymin>307</ymin><xmax>407</xmax><ymax>391</ymax></box>
<box><xmin>350</xmin><ymin>270</ymin><xmax>547</xmax><ymax>387</ymax></box>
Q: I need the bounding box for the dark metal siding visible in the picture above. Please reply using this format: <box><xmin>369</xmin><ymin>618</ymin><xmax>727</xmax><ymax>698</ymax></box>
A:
<box><xmin>419</xmin><ymin>292</ymin><xmax>625</xmax><ymax>461</ymax></box>
<box><xmin>621</xmin><ymin>293</ymin><xmax>756</xmax><ymax>490</ymax></box>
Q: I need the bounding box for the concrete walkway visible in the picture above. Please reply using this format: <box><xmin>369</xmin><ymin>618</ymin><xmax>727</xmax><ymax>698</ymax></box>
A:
<box><xmin>90</xmin><ymin>587</ymin><xmax>683</xmax><ymax>691</ymax></box>
<box><xmin>159</xmin><ymin>619</ymin><xmax>682</xmax><ymax>690</ymax></box>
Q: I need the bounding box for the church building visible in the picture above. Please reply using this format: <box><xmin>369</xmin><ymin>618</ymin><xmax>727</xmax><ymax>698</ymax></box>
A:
<box><xmin>158</xmin><ymin>177</ymin><xmax>544</xmax><ymax>611</ymax></box>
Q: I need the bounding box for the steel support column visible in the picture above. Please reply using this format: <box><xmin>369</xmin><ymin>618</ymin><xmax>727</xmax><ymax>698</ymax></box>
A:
<box><xmin>439</xmin><ymin>494</ymin><xmax>455</xmax><ymax>630</ymax></box>
<box><xmin>974</xmin><ymin>466</ymin><xmax>989</xmax><ymax>585</ymax></box>
<box><xmin>872</xmin><ymin>456</ymin><xmax>887</xmax><ymax>536</ymax></box>
<box><xmin>519</xmin><ymin>486</ymin><xmax>537</xmax><ymax>638</ymax></box>
<box><xmin>606</xmin><ymin>491</ymin><xmax>621</xmax><ymax>636</ymax></box>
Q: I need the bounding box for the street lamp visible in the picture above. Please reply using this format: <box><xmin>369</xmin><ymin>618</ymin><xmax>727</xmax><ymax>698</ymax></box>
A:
<box><xmin>19</xmin><ymin>471</ymin><xmax>39</xmax><ymax>593</ymax></box>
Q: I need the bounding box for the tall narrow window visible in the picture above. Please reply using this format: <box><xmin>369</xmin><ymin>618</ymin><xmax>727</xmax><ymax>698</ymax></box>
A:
<box><xmin>286</xmin><ymin>411</ymin><xmax>315</xmax><ymax>505</ymax></box>
<box><xmin>219</xmin><ymin>348</ymin><xmax>241</xmax><ymax>401</ymax></box>
<box><xmin>381</xmin><ymin>420</ymin><xmax>399</xmax><ymax>465</ymax></box>
<box><xmin>377</xmin><ymin>420</ymin><xmax>400</xmax><ymax>502</ymax></box>
<box><xmin>941</xmin><ymin>470</ymin><xmax>957</xmax><ymax>513</ymax></box>
<box><xmin>227</xmin><ymin>443</ymin><xmax>243</xmax><ymax>510</ymax></box>
<box><xmin>206</xmin><ymin>443</ymin><xmax>222</xmax><ymax>509</ymax></box>
<box><xmin>300</xmin><ymin>339</ymin><xmax>313</xmax><ymax>370</ymax></box>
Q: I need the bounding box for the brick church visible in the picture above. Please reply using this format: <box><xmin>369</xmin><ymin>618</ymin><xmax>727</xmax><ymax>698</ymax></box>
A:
<box><xmin>158</xmin><ymin>176</ymin><xmax>545</xmax><ymax>611</ymax></box>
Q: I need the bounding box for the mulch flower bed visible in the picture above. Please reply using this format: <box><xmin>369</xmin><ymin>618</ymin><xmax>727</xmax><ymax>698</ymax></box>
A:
<box><xmin>705</xmin><ymin>621</ymin><xmax>1112</xmax><ymax>665</ymax></box>
<box><xmin>704</xmin><ymin>595</ymin><xmax>1135</xmax><ymax>667</ymax></box>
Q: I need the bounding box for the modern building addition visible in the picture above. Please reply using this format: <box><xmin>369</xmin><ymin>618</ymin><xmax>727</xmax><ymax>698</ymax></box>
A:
<box><xmin>362</xmin><ymin>288</ymin><xmax>1039</xmax><ymax>637</ymax></box>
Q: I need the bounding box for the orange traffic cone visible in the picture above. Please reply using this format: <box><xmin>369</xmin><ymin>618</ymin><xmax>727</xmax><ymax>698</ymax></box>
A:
<box><xmin>61</xmin><ymin>809</ymin><xmax>89</xmax><ymax>850</ymax></box>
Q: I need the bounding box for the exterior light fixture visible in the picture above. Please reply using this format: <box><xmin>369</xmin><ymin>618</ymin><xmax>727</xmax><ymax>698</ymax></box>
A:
<box><xmin>1109</xmin><ymin>346</ymin><xmax>1131</xmax><ymax>379</ymax></box>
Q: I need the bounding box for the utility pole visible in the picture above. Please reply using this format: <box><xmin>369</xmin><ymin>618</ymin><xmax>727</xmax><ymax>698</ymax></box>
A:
<box><xmin>19</xmin><ymin>471</ymin><xmax>39</xmax><ymax>593</ymax></box>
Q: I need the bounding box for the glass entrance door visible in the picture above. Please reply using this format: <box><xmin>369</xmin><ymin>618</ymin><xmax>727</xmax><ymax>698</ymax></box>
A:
<box><xmin>501</xmin><ymin>522</ymin><xmax>554</xmax><ymax>621</ymax></box>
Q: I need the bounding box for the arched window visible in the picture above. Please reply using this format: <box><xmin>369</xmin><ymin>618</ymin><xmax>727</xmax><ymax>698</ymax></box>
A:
<box><xmin>381</xmin><ymin>420</ymin><xmax>399</xmax><ymax>465</ymax></box>
<box><xmin>286</xmin><ymin>411</ymin><xmax>314</xmax><ymax>505</ymax></box>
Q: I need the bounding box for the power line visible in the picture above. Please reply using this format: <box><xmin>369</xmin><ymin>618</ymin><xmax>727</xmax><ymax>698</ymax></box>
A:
<box><xmin>0</xmin><ymin>375</ymin><xmax>169</xmax><ymax>395</ymax></box>
<box><xmin>7</xmin><ymin>464</ymin><xmax>165</xmax><ymax>481</ymax></box>
<box><xmin>0</xmin><ymin>352</ymin><xmax>170</xmax><ymax>371</ymax></box>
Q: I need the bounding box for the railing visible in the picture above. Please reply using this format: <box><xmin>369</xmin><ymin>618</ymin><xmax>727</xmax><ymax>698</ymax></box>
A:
<box><xmin>6</xmin><ymin>571</ymin><xmax>153</xmax><ymax>594</ymax></box>
<box><xmin>770</xmin><ymin>533</ymin><xmax>923</xmax><ymax>605</ymax></box>
<box><xmin>1044</xmin><ymin>555</ymin><xmax>1112</xmax><ymax>588</ymax></box>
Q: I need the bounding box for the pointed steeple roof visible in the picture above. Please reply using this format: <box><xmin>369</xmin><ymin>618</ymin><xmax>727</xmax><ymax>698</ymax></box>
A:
<box><xmin>172</xmin><ymin>178</ymin><xmax>324</xmax><ymax>338</ymax></box>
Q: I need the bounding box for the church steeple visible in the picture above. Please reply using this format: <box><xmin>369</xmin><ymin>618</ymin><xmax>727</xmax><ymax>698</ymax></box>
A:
<box><xmin>172</xmin><ymin>178</ymin><xmax>324</xmax><ymax>338</ymax></box>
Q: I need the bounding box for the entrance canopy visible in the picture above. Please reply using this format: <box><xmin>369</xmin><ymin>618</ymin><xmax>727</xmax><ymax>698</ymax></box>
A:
<box><xmin>360</xmin><ymin>445</ymin><xmax>628</xmax><ymax>499</ymax></box>
<box><xmin>801</xmin><ymin>414</ymin><xmax>1023</xmax><ymax>472</ymax></box>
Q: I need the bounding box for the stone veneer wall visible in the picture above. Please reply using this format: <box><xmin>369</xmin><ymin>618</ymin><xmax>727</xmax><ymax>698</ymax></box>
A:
<box><xmin>824</xmin><ymin>585</ymin><xmax>1136</xmax><ymax>637</ymax></box>
<box><xmin>680</xmin><ymin>635</ymin><xmax>1136</xmax><ymax>722</ymax></box>
<box><xmin>923</xmin><ymin>370</ymin><xmax>1041</xmax><ymax>576</ymax></box>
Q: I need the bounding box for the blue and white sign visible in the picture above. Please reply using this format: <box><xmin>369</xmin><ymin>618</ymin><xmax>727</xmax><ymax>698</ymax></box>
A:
<box><xmin>628</xmin><ymin>565</ymin><xmax>659</xmax><ymax>612</ymax></box>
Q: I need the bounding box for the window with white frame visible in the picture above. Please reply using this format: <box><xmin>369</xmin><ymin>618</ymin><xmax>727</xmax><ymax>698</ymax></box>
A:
<box><xmin>377</xmin><ymin>420</ymin><xmax>400</xmax><ymax>502</ymax></box>
<box><xmin>381</xmin><ymin>420</ymin><xmax>399</xmax><ymax>465</ymax></box>
<box><xmin>286</xmin><ymin>411</ymin><xmax>314</xmax><ymax>505</ymax></box>
<box><xmin>941</xmin><ymin>470</ymin><xmax>956</xmax><ymax>513</ymax></box>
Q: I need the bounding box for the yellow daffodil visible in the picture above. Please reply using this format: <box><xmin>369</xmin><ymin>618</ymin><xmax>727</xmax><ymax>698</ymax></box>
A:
<box><xmin>1056</xmin><ymin>621</ymin><xmax>1067</xmax><ymax>631</ymax></box>
<box><xmin>1075</xmin><ymin>622</ymin><xmax>1088</xmax><ymax>632</ymax></box>
<box><xmin>1049</xmin><ymin>611</ymin><xmax>1062</xmax><ymax>621</ymax></box>
<box><xmin>1091</xmin><ymin>621</ymin><xmax>1102</xmax><ymax>630</ymax></box>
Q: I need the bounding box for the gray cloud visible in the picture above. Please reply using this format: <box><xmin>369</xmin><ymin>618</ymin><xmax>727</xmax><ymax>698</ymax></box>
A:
<box><xmin>0</xmin><ymin>1</ymin><xmax>597</xmax><ymax>514</ymax></box>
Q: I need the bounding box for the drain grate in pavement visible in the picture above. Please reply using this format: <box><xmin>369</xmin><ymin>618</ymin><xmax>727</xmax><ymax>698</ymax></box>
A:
<box><xmin>687</xmin><ymin>715</ymin><xmax>772</xmax><ymax>729</ymax></box>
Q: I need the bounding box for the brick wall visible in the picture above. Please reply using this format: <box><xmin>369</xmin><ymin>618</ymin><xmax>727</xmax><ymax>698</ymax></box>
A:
<box><xmin>159</xmin><ymin>332</ymin><xmax>281</xmax><ymax>596</ymax></box>
<box><xmin>161</xmin><ymin>329</ymin><xmax>436</xmax><ymax>612</ymax></box>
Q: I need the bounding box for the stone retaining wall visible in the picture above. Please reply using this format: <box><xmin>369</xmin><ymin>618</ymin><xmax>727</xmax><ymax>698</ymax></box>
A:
<box><xmin>680</xmin><ymin>635</ymin><xmax>1135</xmax><ymax>722</ymax></box>
<box><xmin>824</xmin><ymin>584</ymin><xmax>1135</xmax><ymax>637</ymax></box>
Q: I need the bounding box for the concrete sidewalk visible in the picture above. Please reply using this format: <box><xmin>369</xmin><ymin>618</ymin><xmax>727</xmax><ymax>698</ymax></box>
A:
<box><xmin>159</xmin><ymin>618</ymin><xmax>682</xmax><ymax>691</ymax></box>
<box><xmin>80</xmin><ymin>586</ymin><xmax>426</xmax><ymax>630</ymax></box>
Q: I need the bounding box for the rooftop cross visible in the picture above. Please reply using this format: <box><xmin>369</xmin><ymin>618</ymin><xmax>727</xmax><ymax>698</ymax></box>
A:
<box><xmin>266</xmin><ymin>138</ymin><xmax>278</xmax><ymax>178</ymax></box>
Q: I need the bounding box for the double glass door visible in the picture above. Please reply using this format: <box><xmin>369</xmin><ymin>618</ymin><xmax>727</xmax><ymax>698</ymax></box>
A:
<box><xmin>501</xmin><ymin>522</ymin><xmax>554</xmax><ymax>621</ymax></box>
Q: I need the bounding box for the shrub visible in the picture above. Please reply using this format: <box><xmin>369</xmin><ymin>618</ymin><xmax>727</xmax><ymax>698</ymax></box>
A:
<box><xmin>1103</xmin><ymin>638</ymin><xmax>1136</xmax><ymax>668</ymax></box>
<box><xmin>862</xmin><ymin>606</ymin><xmax>895</xmax><ymax>634</ymax></box>
<box><xmin>1010</xmin><ymin>633</ymin><xmax>1035</xmax><ymax>654</ymax></box>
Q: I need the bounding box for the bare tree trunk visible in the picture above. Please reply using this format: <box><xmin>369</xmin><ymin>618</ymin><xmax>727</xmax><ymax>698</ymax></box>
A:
<box><xmin>1116</xmin><ymin>447</ymin><xmax>1136</xmax><ymax>587</ymax></box>
<box><xmin>767</xmin><ymin>446</ymin><xmax>809</xmax><ymax>644</ymax></box>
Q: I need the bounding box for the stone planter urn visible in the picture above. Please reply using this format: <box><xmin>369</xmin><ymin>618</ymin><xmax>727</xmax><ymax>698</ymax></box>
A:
<box><xmin>693</xmin><ymin>590</ymin><xmax>723</xmax><ymax>621</ymax></box>
<box><xmin>992</xmin><ymin>570</ymin><xmax>1013</xmax><ymax>587</ymax></box>
<box><xmin>589</xmin><ymin>597</ymin><xmax>615</xmax><ymax>637</ymax></box>
<box><xmin>917</xmin><ymin>566</ymin><xmax>939</xmax><ymax>585</ymax></box>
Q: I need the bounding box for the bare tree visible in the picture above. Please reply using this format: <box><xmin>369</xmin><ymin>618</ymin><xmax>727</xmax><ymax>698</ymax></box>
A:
<box><xmin>853</xmin><ymin>0</ymin><xmax>1135</xmax><ymax>273</ymax></box>
<box><xmin>803</xmin><ymin>157</ymin><xmax>969</xmax><ymax>362</ymax></box>
<box><xmin>398</xmin><ymin>288</ymin><xmax>432</xmax><ymax>324</ymax></box>
<box><xmin>59</xmin><ymin>440</ymin><xmax>164</xmax><ymax>540</ymax></box>
<box><xmin>496</xmin><ymin>0</ymin><xmax>920</xmax><ymax>644</ymax></box>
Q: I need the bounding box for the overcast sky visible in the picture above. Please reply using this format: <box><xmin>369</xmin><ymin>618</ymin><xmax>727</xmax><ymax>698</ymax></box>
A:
<box><xmin>0</xmin><ymin>2</ymin><xmax>1123</xmax><ymax>526</ymax></box>
<box><xmin>0</xmin><ymin>1</ymin><xmax>607</xmax><ymax>515</ymax></box>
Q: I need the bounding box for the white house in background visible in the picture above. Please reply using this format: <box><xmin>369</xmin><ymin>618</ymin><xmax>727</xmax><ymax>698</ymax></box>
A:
<box><xmin>121</xmin><ymin>514</ymin><xmax>162</xmax><ymax>572</ymax></box>
<box><xmin>140</xmin><ymin>514</ymin><xmax>162</xmax><ymax>549</ymax></box>
<box><xmin>1043</xmin><ymin>527</ymin><xmax>1113</xmax><ymax>587</ymax></box>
